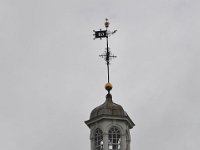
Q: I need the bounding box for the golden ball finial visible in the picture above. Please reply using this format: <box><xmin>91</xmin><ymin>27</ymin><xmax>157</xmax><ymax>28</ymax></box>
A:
<box><xmin>105</xmin><ymin>82</ymin><xmax>112</xmax><ymax>92</ymax></box>
<box><xmin>104</xmin><ymin>18</ymin><xmax>110</xmax><ymax>28</ymax></box>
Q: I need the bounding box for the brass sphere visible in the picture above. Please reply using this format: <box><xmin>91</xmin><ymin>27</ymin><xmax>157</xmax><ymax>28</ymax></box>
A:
<box><xmin>104</xmin><ymin>18</ymin><xmax>110</xmax><ymax>28</ymax></box>
<box><xmin>105</xmin><ymin>82</ymin><xmax>113</xmax><ymax>91</ymax></box>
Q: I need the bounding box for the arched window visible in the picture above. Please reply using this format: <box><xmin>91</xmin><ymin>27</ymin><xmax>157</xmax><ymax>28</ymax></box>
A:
<box><xmin>108</xmin><ymin>126</ymin><xmax>121</xmax><ymax>150</ymax></box>
<box><xmin>95</xmin><ymin>128</ymin><xmax>103</xmax><ymax>150</ymax></box>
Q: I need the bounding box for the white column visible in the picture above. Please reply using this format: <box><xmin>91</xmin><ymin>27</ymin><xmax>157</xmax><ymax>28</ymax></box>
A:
<box><xmin>103</xmin><ymin>133</ymin><xmax>108</xmax><ymax>150</ymax></box>
<box><xmin>121</xmin><ymin>134</ymin><xmax>127</xmax><ymax>150</ymax></box>
<box><xmin>90</xmin><ymin>137</ymin><xmax>95</xmax><ymax>150</ymax></box>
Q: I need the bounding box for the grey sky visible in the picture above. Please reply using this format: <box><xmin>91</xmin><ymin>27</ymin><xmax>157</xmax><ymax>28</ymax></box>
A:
<box><xmin>0</xmin><ymin>0</ymin><xmax>200</xmax><ymax>150</ymax></box>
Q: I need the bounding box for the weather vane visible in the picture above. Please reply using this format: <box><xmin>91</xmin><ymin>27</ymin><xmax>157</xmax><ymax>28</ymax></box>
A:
<box><xmin>93</xmin><ymin>19</ymin><xmax>117</xmax><ymax>93</ymax></box>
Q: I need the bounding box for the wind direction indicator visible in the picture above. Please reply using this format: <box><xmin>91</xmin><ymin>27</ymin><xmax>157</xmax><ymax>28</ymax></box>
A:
<box><xmin>93</xmin><ymin>19</ymin><xmax>117</xmax><ymax>84</ymax></box>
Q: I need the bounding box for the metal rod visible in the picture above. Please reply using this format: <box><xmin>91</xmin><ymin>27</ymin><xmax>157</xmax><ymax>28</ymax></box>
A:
<box><xmin>106</xmin><ymin>34</ymin><xmax>110</xmax><ymax>83</ymax></box>
<box><xmin>107</xmin><ymin>62</ymin><xmax>110</xmax><ymax>83</ymax></box>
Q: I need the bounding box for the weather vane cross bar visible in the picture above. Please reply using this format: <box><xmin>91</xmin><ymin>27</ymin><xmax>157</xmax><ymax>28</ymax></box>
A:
<box><xmin>99</xmin><ymin>49</ymin><xmax>117</xmax><ymax>65</ymax></box>
<box><xmin>93</xmin><ymin>19</ymin><xmax>117</xmax><ymax>84</ymax></box>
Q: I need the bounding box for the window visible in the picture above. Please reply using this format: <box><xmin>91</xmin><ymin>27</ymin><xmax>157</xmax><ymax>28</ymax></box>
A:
<box><xmin>95</xmin><ymin>128</ymin><xmax>103</xmax><ymax>150</ymax></box>
<box><xmin>108</xmin><ymin>127</ymin><xmax>121</xmax><ymax>150</ymax></box>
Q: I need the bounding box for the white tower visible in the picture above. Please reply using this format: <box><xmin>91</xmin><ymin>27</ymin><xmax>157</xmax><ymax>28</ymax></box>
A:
<box><xmin>85</xmin><ymin>19</ymin><xmax>135</xmax><ymax>150</ymax></box>
<box><xmin>85</xmin><ymin>84</ymin><xmax>135</xmax><ymax>150</ymax></box>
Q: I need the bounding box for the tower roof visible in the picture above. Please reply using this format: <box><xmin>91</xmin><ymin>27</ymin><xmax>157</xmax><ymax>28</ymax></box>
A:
<box><xmin>90</xmin><ymin>93</ymin><xmax>128</xmax><ymax>119</ymax></box>
<box><xmin>85</xmin><ymin>93</ymin><xmax>135</xmax><ymax>129</ymax></box>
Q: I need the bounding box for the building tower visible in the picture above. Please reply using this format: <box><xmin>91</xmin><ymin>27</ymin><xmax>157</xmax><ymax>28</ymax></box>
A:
<box><xmin>85</xmin><ymin>19</ymin><xmax>135</xmax><ymax>150</ymax></box>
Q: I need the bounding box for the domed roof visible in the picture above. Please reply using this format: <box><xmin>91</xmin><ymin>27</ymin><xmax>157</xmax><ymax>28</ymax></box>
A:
<box><xmin>90</xmin><ymin>93</ymin><xmax>128</xmax><ymax>119</ymax></box>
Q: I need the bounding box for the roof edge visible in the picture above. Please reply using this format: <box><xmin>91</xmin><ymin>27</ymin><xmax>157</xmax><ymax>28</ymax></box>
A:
<box><xmin>85</xmin><ymin>114</ymin><xmax>135</xmax><ymax>129</ymax></box>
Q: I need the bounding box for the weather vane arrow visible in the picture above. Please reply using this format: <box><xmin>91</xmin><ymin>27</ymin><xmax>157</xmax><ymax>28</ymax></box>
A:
<box><xmin>93</xmin><ymin>18</ymin><xmax>117</xmax><ymax>93</ymax></box>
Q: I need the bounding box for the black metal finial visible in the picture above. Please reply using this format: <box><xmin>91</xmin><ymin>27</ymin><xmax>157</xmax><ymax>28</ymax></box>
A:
<box><xmin>93</xmin><ymin>19</ymin><xmax>117</xmax><ymax>84</ymax></box>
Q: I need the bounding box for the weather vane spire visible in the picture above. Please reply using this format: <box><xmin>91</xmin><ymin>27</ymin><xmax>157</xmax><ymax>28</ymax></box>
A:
<box><xmin>93</xmin><ymin>19</ymin><xmax>117</xmax><ymax>93</ymax></box>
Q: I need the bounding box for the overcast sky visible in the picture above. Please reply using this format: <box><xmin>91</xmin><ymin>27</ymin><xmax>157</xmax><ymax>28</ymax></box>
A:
<box><xmin>0</xmin><ymin>0</ymin><xmax>200</xmax><ymax>150</ymax></box>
